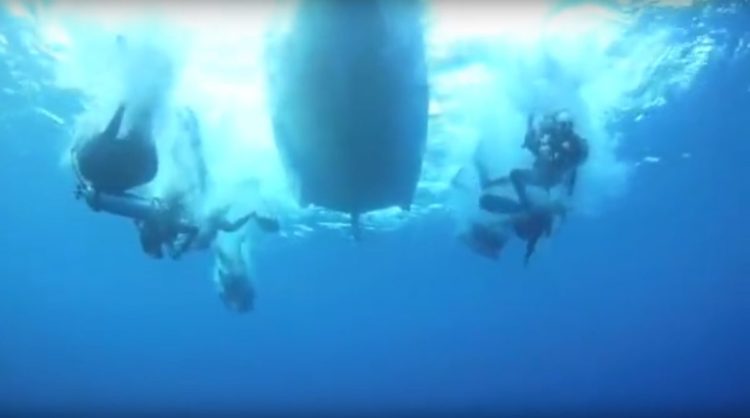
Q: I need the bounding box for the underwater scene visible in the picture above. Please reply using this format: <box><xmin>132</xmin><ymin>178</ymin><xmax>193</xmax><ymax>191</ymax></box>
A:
<box><xmin>0</xmin><ymin>0</ymin><xmax>748</xmax><ymax>416</ymax></box>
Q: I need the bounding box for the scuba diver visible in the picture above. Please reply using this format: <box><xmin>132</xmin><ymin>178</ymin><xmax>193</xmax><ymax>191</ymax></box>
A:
<box><xmin>73</xmin><ymin>104</ymin><xmax>281</xmax><ymax>260</ymax></box>
<box><xmin>71</xmin><ymin>102</ymin><xmax>187</xmax><ymax>259</ymax></box>
<box><xmin>76</xmin><ymin>183</ymin><xmax>198</xmax><ymax>259</ymax></box>
<box><xmin>78</xmin><ymin>182</ymin><xmax>279</xmax><ymax>260</ymax></box>
<box><xmin>483</xmin><ymin>110</ymin><xmax>589</xmax><ymax>209</ymax></box>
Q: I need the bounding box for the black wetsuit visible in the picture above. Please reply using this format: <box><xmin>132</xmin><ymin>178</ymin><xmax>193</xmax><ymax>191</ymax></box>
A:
<box><xmin>509</xmin><ymin>115</ymin><xmax>589</xmax><ymax>208</ymax></box>
<box><xmin>135</xmin><ymin>199</ymin><xmax>199</xmax><ymax>260</ymax></box>
<box><xmin>74</xmin><ymin>104</ymin><xmax>158</xmax><ymax>194</ymax></box>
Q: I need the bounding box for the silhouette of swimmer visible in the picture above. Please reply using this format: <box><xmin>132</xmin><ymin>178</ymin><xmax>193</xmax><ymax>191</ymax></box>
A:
<box><xmin>480</xmin><ymin>111</ymin><xmax>588</xmax><ymax>209</ymax></box>
<box><xmin>78</xmin><ymin>182</ymin><xmax>280</xmax><ymax>260</ymax></box>
<box><xmin>73</xmin><ymin>104</ymin><xmax>158</xmax><ymax>194</ymax></box>
<box><xmin>510</xmin><ymin>111</ymin><xmax>588</xmax><ymax>209</ymax></box>
<box><xmin>74</xmin><ymin>105</ymin><xmax>281</xmax><ymax>260</ymax></box>
<box><xmin>76</xmin><ymin>184</ymin><xmax>198</xmax><ymax>259</ymax></box>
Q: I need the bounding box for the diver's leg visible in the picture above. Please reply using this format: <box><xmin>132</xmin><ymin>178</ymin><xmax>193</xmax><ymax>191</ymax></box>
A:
<box><xmin>510</xmin><ymin>168</ymin><xmax>534</xmax><ymax>209</ymax></box>
<box><xmin>479</xmin><ymin>194</ymin><xmax>525</xmax><ymax>214</ymax></box>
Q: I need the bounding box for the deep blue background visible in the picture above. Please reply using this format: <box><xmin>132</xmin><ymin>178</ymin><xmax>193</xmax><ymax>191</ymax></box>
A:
<box><xmin>0</xmin><ymin>5</ymin><xmax>749</xmax><ymax>417</ymax></box>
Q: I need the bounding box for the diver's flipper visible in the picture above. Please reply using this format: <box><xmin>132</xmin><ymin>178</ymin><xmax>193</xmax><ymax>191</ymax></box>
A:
<box><xmin>479</xmin><ymin>194</ymin><xmax>524</xmax><ymax>214</ymax></box>
<box><xmin>103</xmin><ymin>104</ymin><xmax>126</xmax><ymax>140</ymax></box>
<box><xmin>524</xmin><ymin>237</ymin><xmax>538</xmax><ymax>267</ymax></box>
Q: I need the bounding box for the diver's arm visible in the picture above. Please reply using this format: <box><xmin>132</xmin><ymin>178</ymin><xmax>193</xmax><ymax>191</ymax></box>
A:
<box><xmin>567</xmin><ymin>169</ymin><xmax>578</xmax><ymax>196</ymax></box>
<box><xmin>521</xmin><ymin>115</ymin><xmax>536</xmax><ymax>149</ymax></box>
<box><xmin>578</xmin><ymin>136</ymin><xmax>590</xmax><ymax>164</ymax></box>
<box><xmin>523</xmin><ymin>113</ymin><xmax>535</xmax><ymax>149</ymax></box>
<box><xmin>568</xmin><ymin>135</ymin><xmax>589</xmax><ymax>196</ymax></box>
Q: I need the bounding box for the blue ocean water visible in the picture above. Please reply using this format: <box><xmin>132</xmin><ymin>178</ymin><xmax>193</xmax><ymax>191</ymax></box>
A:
<box><xmin>0</xmin><ymin>1</ymin><xmax>748</xmax><ymax>417</ymax></box>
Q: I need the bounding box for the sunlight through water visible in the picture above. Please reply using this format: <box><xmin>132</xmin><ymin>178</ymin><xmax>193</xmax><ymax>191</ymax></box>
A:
<box><xmin>1</xmin><ymin>0</ymin><xmax>739</xmax><ymax>236</ymax></box>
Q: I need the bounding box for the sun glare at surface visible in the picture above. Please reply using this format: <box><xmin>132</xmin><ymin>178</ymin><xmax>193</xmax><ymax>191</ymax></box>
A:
<box><xmin>7</xmin><ymin>0</ymin><xmax>725</xmax><ymax>233</ymax></box>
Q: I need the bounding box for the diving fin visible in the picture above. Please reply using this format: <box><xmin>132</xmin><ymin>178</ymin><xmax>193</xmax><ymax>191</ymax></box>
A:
<box><xmin>479</xmin><ymin>194</ymin><xmax>524</xmax><ymax>214</ymax></box>
<box><xmin>103</xmin><ymin>104</ymin><xmax>126</xmax><ymax>140</ymax></box>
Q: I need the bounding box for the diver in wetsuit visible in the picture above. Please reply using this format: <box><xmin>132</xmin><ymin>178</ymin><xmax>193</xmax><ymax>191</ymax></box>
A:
<box><xmin>74</xmin><ymin>105</ymin><xmax>281</xmax><ymax>260</ymax></box>
<box><xmin>513</xmin><ymin>110</ymin><xmax>588</xmax><ymax>208</ymax></box>
<box><xmin>79</xmin><ymin>183</ymin><xmax>278</xmax><ymax>261</ymax></box>
<box><xmin>71</xmin><ymin>102</ymin><xmax>162</xmax><ymax>228</ymax></box>
<box><xmin>76</xmin><ymin>183</ymin><xmax>198</xmax><ymax>259</ymax></box>
<box><xmin>71</xmin><ymin>102</ymin><xmax>185</xmax><ymax>258</ymax></box>
<box><xmin>482</xmin><ymin>110</ymin><xmax>588</xmax><ymax>209</ymax></box>
<box><xmin>72</xmin><ymin>103</ymin><xmax>190</xmax><ymax>259</ymax></box>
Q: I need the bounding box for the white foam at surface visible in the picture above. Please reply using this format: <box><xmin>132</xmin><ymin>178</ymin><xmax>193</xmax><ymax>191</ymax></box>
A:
<box><xmin>11</xmin><ymin>0</ymin><xmax>724</xmax><ymax>233</ymax></box>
